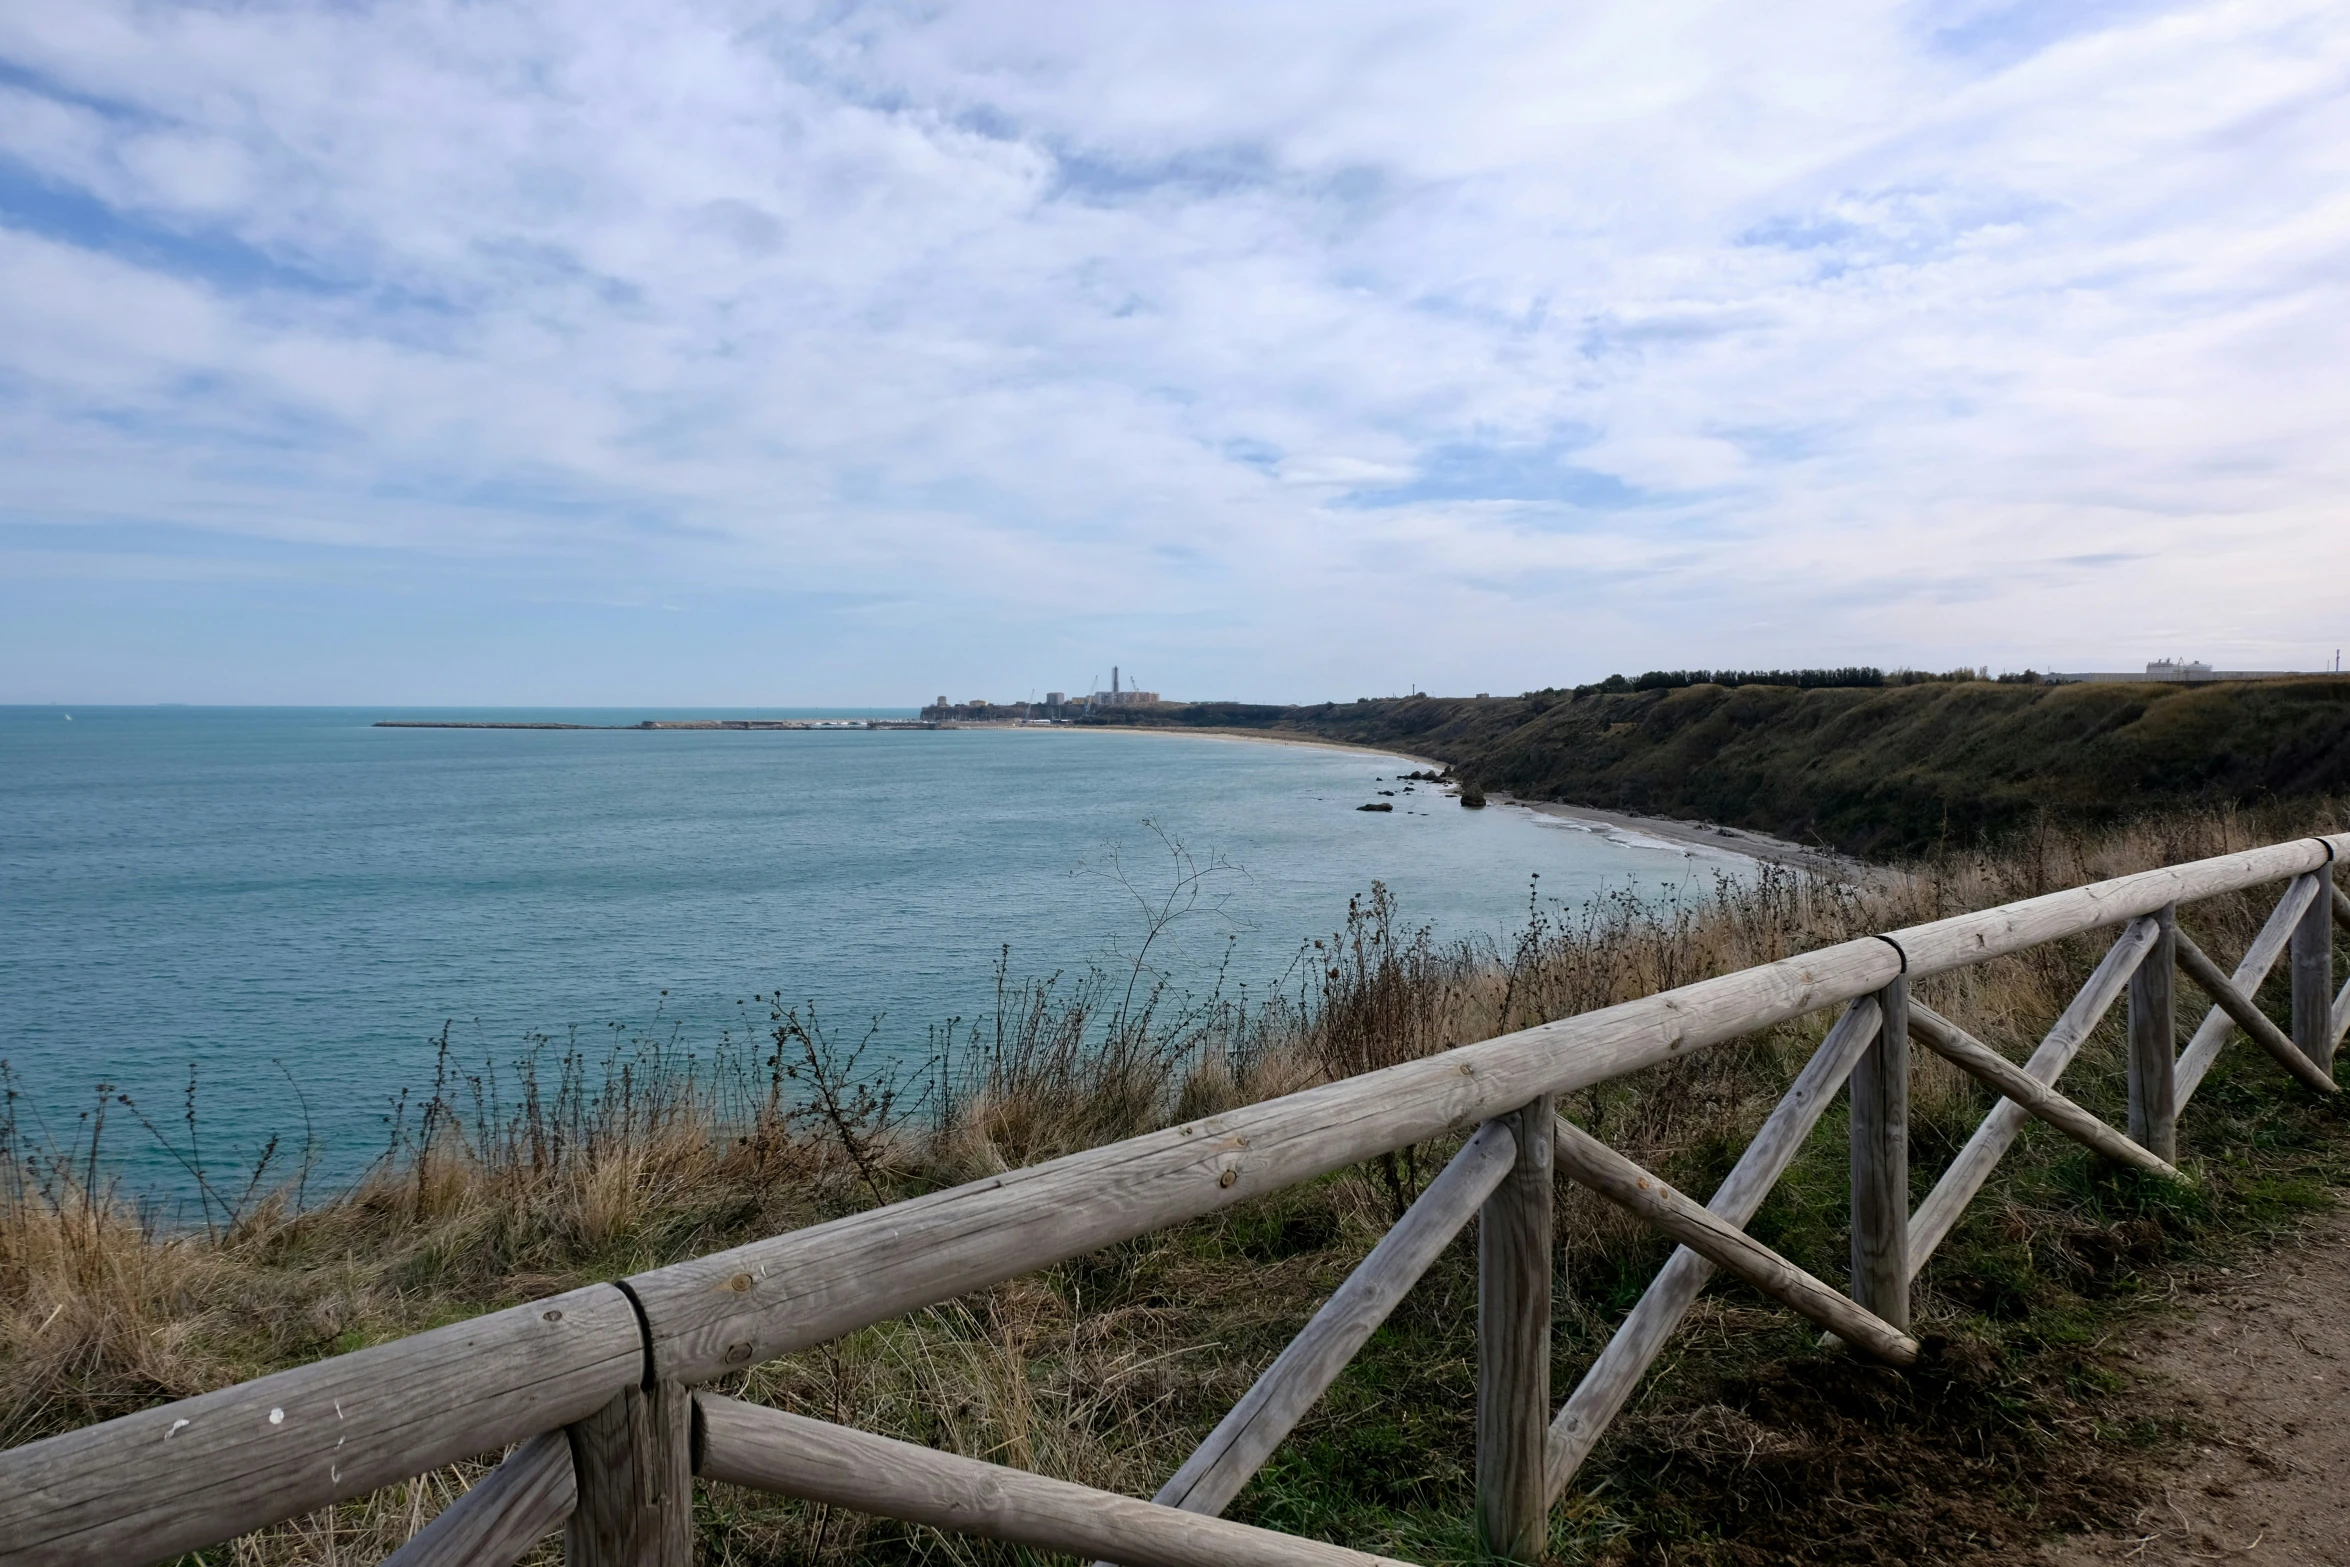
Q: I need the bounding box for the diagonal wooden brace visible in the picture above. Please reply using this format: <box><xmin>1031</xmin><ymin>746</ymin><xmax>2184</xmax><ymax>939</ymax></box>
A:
<box><xmin>2177</xmin><ymin>879</ymin><xmax>2322</xmax><ymax>1104</ymax></box>
<box><xmin>1911</xmin><ymin>917</ymin><xmax>2158</xmax><ymax>1275</ymax></box>
<box><xmin>1545</xmin><ymin>997</ymin><xmax>1883</xmax><ymax>1504</ymax></box>
<box><xmin>379</xmin><ymin>1431</ymin><xmax>575</xmax><ymax>1567</ymax></box>
<box><xmin>1908</xmin><ymin>1004</ymin><xmax>2183</xmax><ymax>1181</ymax></box>
<box><xmin>1550</xmin><ymin>1116</ymin><xmax>1918</xmax><ymax>1367</ymax></box>
<box><xmin>2334</xmin><ymin>882</ymin><xmax>2350</xmax><ymax>933</ymax></box>
<box><xmin>2174</xmin><ymin>929</ymin><xmax>2339</xmax><ymax>1096</ymax></box>
<box><xmin>1140</xmin><ymin>1120</ymin><xmax>1516</xmax><ymax>1526</ymax></box>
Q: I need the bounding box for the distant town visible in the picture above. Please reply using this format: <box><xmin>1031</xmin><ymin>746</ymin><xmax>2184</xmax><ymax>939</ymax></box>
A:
<box><xmin>920</xmin><ymin>665</ymin><xmax>1162</xmax><ymax>723</ymax></box>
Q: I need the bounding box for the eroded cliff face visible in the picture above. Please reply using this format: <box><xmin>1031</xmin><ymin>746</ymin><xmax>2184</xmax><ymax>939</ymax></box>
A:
<box><xmin>1085</xmin><ymin>678</ymin><xmax>2350</xmax><ymax>857</ymax></box>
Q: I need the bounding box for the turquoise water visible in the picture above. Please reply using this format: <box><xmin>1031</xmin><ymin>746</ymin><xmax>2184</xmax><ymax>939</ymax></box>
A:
<box><xmin>0</xmin><ymin>707</ymin><xmax>1746</xmax><ymax>1198</ymax></box>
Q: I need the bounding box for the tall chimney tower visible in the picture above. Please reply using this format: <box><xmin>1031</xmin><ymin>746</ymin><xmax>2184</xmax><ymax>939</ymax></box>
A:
<box><xmin>1113</xmin><ymin>666</ymin><xmax>1120</xmax><ymax>695</ymax></box>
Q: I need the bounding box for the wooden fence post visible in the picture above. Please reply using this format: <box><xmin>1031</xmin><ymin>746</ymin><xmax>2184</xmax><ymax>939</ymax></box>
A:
<box><xmin>2129</xmin><ymin>902</ymin><xmax>2179</xmax><ymax>1161</ymax></box>
<box><xmin>1476</xmin><ymin>1096</ymin><xmax>1553</xmax><ymax>1561</ymax></box>
<box><xmin>1849</xmin><ymin>979</ymin><xmax>1908</xmax><ymax>1332</ymax></box>
<box><xmin>2293</xmin><ymin>869</ymin><xmax>2336</xmax><ymax>1075</ymax></box>
<box><xmin>565</xmin><ymin>1379</ymin><xmax>693</xmax><ymax>1567</ymax></box>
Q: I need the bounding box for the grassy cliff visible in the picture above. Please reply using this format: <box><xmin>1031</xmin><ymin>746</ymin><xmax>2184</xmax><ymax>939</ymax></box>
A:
<box><xmin>1092</xmin><ymin>678</ymin><xmax>2350</xmax><ymax>857</ymax></box>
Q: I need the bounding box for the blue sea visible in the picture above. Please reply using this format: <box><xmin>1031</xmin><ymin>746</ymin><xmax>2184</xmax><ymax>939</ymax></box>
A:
<box><xmin>0</xmin><ymin>707</ymin><xmax>1747</xmax><ymax>1200</ymax></box>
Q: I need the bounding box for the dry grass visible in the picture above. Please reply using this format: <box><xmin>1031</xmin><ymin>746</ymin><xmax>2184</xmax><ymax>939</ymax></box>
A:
<box><xmin>4</xmin><ymin>802</ymin><xmax>2347</xmax><ymax>1565</ymax></box>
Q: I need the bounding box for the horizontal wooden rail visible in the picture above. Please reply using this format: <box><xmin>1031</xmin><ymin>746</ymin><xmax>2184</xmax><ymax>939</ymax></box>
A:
<box><xmin>1908</xmin><ymin>1004</ymin><xmax>2182</xmax><ymax>1180</ymax></box>
<box><xmin>380</xmin><ymin>1431</ymin><xmax>576</xmax><ymax>1567</ymax></box>
<box><xmin>2174</xmin><ymin>929</ymin><xmax>2339</xmax><ymax>1096</ymax></box>
<box><xmin>1149</xmin><ymin>1120</ymin><xmax>1516</xmax><ymax>1523</ymax></box>
<box><xmin>0</xmin><ymin>1285</ymin><xmax>642</xmax><ymax>1567</ymax></box>
<box><xmin>625</xmin><ymin>835</ymin><xmax>2350</xmax><ymax>1384</ymax></box>
<box><xmin>1549</xmin><ymin>1115</ymin><xmax>1918</xmax><ymax>1365</ymax></box>
<box><xmin>693</xmin><ymin>1395</ymin><xmax>1411</xmax><ymax>1567</ymax></box>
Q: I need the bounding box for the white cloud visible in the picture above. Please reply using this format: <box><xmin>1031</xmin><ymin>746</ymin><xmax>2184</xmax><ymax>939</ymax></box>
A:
<box><xmin>0</xmin><ymin>0</ymin><xmax>2345</xmax><ymax>702</ymax></box>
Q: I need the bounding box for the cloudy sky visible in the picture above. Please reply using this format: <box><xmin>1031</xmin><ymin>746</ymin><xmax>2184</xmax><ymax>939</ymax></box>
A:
<box><xmin>2</xmin><ymin>1</ymin><xmax>2345</xmax><ymax>705</ymax></box>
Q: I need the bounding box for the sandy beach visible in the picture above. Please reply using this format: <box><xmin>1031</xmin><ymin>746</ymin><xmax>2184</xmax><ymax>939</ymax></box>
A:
<box><xmin>1497</xmin><ymin>795</ymin><xmax>1863</xmax><ymax>878</ymax></box>
<box><xmin>1028</xmin><ymin>722</ymin><xmax>1858</xmax><ymax>877</ymax></box>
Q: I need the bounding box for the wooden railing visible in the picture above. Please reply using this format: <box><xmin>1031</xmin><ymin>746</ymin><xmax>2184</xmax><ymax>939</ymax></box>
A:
<box><xmin>5</xmin><ymin>835</ymin><xmax>2348</xmax><ymax>1567</ymax></box>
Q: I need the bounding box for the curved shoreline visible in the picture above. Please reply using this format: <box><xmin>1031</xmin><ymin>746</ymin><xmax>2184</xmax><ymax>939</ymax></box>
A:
<box><xmin>1499</xmin><ymin>796</ymin><xmax>1861</xmax><ymax>878</ymax></box>
<box><xmin>1052</xmin><ymin>724</ymin><xmax>1850</xmax><ymax>875</ymax></box>
<box><xmin>373</xmin><ymin>711</ymin><xmax>1844</xmax><ymax>877</ymax></box>
<box><xmin>1053</xmin><ymin>722</ymin><xmax>1444</xmax><ymax>768</ymax></box>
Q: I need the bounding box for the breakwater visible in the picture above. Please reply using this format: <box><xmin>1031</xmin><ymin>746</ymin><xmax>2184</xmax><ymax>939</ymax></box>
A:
<box><xmin>375</xmin><ymin>718</ymin><xmax>937</xmax><ymax>730</ymax></box>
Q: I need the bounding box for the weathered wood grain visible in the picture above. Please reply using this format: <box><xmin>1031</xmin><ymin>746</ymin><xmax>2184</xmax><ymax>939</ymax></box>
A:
<box><xmin>379</xmin><ymin>1431</ymin><xmax>575</xmax><ymax>1567</ymax></box>
<box><xmin>626</xmin><ymin>836</ymin><xmax>2348</xmax><ymax>1385</ymax></box>
<box><xmin>1850</xmin><ymin>978</ymin><xmax>1910</xmax><ymax>1332</ymax></box>
<box><xmin>2175</xmin><ymin>877</ymin><xmax>2320</xmax><ymax>1105</ymax></box>
<box><xmin>1149</xmin><ymin>1121</ymin><xmax>1515</xmax><ymax>1523</ymax></box>
<box><xmin>1885</xmin><ymin>839</ymin><xmax>2340</xmax><ymax>979</ymax></box>
<box><xmin>1545</xmin><ymin>997</ymin><xmax>1882</xmax><ymax>1501</ymax></box>
<box><xmin>1550</xmin><ymin>1116</ymin><xmax>1917</xmax><ymax>1365</ymax></box>
<box><xmin>2334</xmin><ymin>882</ymin><xmax>2350</xmax><ymax>933</ymax></box>
<box><xmin>693</xmin><ymin>1395</ymin><xmax>1412</xmax><ymax>1567</ymax></box>
<box><xmin>1909</xmin><ymin>917</ymin><xmax>2159</xmax><ymax>1274</ymax></box>
<box><xmin>2293</xmin><ymin>869</ymin><xmax>2335</xmax><ymax>1071</ymax></box>
<box><xmin>1910</xmin><ymin>1004</ymin><xmax>2181</xmax><ymax>1180</ymax></box>
<box><xmin>2128</xmin><ymin>904</ymin><xmax>2179</xmax><ymax>1161</ymax></box>
<box><xmin>0</xmin><ymin>1285</ymin><xmax>641</xmax><ymax>1567</ymax></box>
<box><xmin>565</xmin><ymin>1380</ymin><xmax>693</xmax><ymax>1567</ymax></box>
<box><xmin>1477</xmin><ymin>1096</ymin><xmax>1553</xmax><ymax>1563</ymax></box>
<box><xmin>2175</xmin><ymin>929</ymin><xmax>2339</xmax><ymax>1096</ymax></box>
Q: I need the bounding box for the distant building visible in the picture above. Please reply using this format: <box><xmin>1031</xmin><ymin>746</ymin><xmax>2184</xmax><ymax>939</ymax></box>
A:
<box><xmin>1091</xmin><ymin>666</ymin><xmax>1160</xmax><ymax>705</ymax></box>
<box><xmin>920</xmin><ymin>670</ymin><xmax>1164</xmax><ymax>722</ymax></box>
<box><xmin>2047</xmin><ymin>659</ymin><xmax>2315</xmax><ymax>685</ymax></box>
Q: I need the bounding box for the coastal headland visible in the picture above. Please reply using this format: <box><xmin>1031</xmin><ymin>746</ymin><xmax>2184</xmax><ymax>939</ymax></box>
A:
<box><xmin>1074</xmin><ymin>674</ymin><xmax>2350</xmax><ymax>857</ymax></box>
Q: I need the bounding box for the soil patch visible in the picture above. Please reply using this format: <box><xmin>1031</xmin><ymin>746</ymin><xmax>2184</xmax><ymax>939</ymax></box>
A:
<box><xmin>2022</xmin><ymin>1211</ymin><xmax>2350</xmax><ymax>1567</ymax></box>
<box><xmin>1573</xmin><ymin>1326</ymin><xmax>2176</xmax><ymax>1565</ymax></box>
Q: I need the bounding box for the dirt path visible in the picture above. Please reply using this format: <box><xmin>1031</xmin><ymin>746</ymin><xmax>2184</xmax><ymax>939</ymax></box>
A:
<box><xmin>2032</xmin><ymin>1211</ymin><xmax>2350</xmax><ymax>1566</ymax></box>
